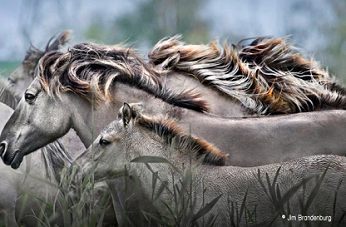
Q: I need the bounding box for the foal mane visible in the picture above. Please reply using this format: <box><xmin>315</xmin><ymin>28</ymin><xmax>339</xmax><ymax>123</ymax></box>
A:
<box><xmin>149</xmin><ymin>35</ymin><xmax>346</xmax><ymax>114</ymax></box>
<box><xmin>36</xmin><ymin>42</ymin><xmax>208</xmax><ymax>112</ymax></box>
<box><xmin>135</xmin><ymin>112</ymin><xmax>227</xmax><ymax>166</ymax></box>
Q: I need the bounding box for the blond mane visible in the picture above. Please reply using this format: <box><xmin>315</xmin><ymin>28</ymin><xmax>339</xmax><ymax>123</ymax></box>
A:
<box><xmin>149</xmin><ymin>35</ymin><xmax>346</xmax><ymax>114</ymax></box>
<box><xmin>36</xmin><ymin>42</ymin><xmax>208</xmax><ymax>112</ymax></box>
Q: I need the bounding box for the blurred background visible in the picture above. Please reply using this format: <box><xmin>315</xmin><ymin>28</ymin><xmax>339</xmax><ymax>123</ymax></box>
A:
<box><xmin>0</xmin><ymin>0</ymin><xmax>345</xmax><ymax>82</ymax></box>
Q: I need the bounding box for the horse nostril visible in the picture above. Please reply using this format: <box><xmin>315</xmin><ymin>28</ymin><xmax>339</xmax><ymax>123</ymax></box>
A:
<box><xmin>0</xmin><ymin>142</ymin><xmax>7</xmax><ymax>159</ymax></box>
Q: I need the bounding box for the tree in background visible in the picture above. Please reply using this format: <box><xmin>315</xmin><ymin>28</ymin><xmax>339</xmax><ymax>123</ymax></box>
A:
<box><xmin>107</xmin><ymin>0</ymin><xmax>210</xmax><ymax>48</ymax></box>
<box><xmin>325</xmin><ymin>0</ymin><xmax>346</xmax><ymax>82</ymax></box>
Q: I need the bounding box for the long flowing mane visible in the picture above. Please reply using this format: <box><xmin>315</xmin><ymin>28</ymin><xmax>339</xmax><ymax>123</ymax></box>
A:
<box><xmin>36</xmin><ymin>42</ymin><xmax>208</xmax><ymax>112</ymax></box>
<box><xmin>133</xmin><ymin>110</ymin><xmax>227</xmax><ymax>166</ymax></box>
<box><xmin>148</xmin><ymin>35</ymin><xmax>346</xmax><ymax>114</ymax></box>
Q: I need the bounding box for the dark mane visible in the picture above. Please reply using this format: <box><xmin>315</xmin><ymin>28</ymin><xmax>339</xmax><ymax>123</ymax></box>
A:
<box><xmin>149</xmin><ymin>35</ymin><xmax>346</xmax><ymax>114</ymax></box>
<box><xmin>36</xmin><ymin>42</ymin><xmax>208</xmax><ymax>112</ymax></box>
<box><xmin>135</xmin><ymin>112</ymin><xmax>227</xmax><ymax>166</ymax></box>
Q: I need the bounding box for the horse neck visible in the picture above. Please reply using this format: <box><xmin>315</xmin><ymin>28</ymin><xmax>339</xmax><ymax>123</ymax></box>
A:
<box><xmin>112</xmin><ymin>83</ymin><xmax>181</xmax><ymax>117</ymax></box>
<box><xmin>70</xmin><ymin>83</ymin><xmax>189</xmax><ymax>147</ymax></box>
<box><xmin>126</xmin><ymin>126</ymin><xmax>203</xmax><ymax>180</ymax></box>
<box><xmin>164</xmin><ymin>72</ymin><xmax>246</xmax><ymax>117</ymax></box>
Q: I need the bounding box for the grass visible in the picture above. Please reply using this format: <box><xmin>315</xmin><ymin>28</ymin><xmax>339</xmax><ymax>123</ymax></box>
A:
<box><xmin>0</xmin><ymin>148</ymin><xmax>345</xmax><ymax>226</ymax></box>
<box><xmin>1</xmin><ymin>154</ymin><xmax>346</xmax><ymax>227</ymax></box>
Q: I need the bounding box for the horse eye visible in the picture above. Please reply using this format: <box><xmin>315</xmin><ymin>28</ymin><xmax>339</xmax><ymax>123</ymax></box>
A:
<box><xmin>25</xmin><ymin>93</ymin><xmax>36</xmax><ymax>103</ymax></box>
<box><xmin>99</xmin><ymin>138</ymin><xmax>111</xmax><ymax>147</ymax></box>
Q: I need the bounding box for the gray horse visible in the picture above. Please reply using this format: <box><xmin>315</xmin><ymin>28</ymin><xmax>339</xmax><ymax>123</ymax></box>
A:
<box><xmin>0</xmin><ymin>103</ymin><xmax>71</xmax><ymax>226</ymax></box>
<box><xmin>2</xmin><ymin>42</ymin><xmax>346</xmax><ymax>226</ymax></box>
<box><xmin>75</xmin><ymin>103</ymin><xmax>346</xmax><ymax>226</ymax></box>
<box><xmin>0</xmin><ymin>102</ymin><xmax>116</xmax><ymax>226</ymax></box>
<box><xmin>1</xmin><ymin>48</ymin><xmax>346</xmax><ymax>168</ymax></box>
<box><xmin>0</xmin><ymin>30</ymin><xmax>84</xmax><ymax>158</ymax></box>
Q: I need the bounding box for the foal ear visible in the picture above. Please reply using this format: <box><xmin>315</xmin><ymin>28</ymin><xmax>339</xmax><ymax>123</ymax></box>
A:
<box><xmin>122</xmin><ymin>102</ymin><xmax>133</xmax><ymax>127</ymax></box>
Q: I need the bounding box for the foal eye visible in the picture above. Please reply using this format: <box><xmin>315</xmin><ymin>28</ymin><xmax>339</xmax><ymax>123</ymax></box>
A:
<box><xmin>99</xmin><ymin>138</ymin><xmax>111</xmax><ymax>147</ymax></box>
<box><xmin>24</xmin><ymin>93</ymin><xmax>36</xmax><ymax>103</ymax></box>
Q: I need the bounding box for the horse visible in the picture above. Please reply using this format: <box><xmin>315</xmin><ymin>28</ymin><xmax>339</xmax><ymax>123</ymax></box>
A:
<box><xmin>0</xmin><ymin>102</ymin><xmax>116</xmax><ymax>226</ymax></box>
<box><xmin>0</xmin><ymin>102</ymin><xmax>71</xmax><ymax>226</ymax></box>
<box><xmin>0</xmin><ymin>30</ymin><xmax>85</xmax><ymax>158</ymax></box>
<box><xmin>149</xmin><ymin>35</ymin><xmax>346</xmax><ymax>115</ymax></box>
<box><xmin>2</xmin><ymin>42</ymin><xmax>346</xmax><ymax>226</ymax></box>
<box><xmin>75</xmin><ymin>103</ymin><xmax>346</xmax><ymax>226</ymax></box>
<box><xmin>1</xmin><ymin>43</ymin><xmax>346</xmax><ymax>168</ymax></box>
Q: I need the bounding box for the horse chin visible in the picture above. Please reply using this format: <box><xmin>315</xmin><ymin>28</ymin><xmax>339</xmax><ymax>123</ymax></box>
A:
<box><xmin>10</xmin><ymin>151</ymin><xmax>23</xmax><ymax>169</ymax></box>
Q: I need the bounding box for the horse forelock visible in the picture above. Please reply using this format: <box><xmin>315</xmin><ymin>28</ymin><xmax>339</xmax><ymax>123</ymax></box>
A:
<box><xmin>36</xmin><ymin>42</ymin><xmax>208</xmax><ymax>112</ymax></box>
<box><xmin>135</xmin><ymin>113</ymin><xmax>227</xmax><ymax>166</ymax></box>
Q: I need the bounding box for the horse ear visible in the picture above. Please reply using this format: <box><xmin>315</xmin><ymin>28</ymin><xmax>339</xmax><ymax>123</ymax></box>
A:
<box><xmin>122</xmin><ymin>102</ymin><xmax>132</xmax><ymax>127</ymax></box>
<box><xmin>45</xmin><ymin>30</ymin><xmax>72</xmax><ymax>52</ymax></box>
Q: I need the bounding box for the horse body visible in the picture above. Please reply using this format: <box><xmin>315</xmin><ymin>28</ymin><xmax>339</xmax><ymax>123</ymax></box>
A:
<box><xmin>161</xmin><ymin>72</ymin><xmax>246</xmax><ymax>117</ymax></box>
<box><xmin>76</xmin><ymin>104</ymin><xmax>346</xmax><ymax>226</ymax></box>
<box><xmin>2</xmin><ymin>42</ymin><xmax>346</xmax><ymax>167</ymax></box>
<box><xmin>0</xmin><ymin>151</ymin><xmax>66</xmax><ymax>227</ymax></box>
<box><xmin>2</xmin><ymin>41</ymin><xmax>346</xmax><ymax>225</ymax></box>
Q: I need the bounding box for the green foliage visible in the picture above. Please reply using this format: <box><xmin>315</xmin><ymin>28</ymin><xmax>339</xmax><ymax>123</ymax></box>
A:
<box><xmin>0</xmin><ymin>62</ymin><xmax>20</xmax><ymax>78</ymax></box>
<box><xmin>85</xmin><ymin>0</ymin><xmax>211</xmax><ymax>47</ymax></box>
<box><xmin>325</xmin><ymin>1</ymin><xmax>346</xmax><ymax>82</ymax></box>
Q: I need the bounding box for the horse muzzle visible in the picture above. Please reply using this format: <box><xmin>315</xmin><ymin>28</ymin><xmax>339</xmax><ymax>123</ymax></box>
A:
<box><xmin>0</xmin><ymin>142</ymin><xmax>23</xmax><ymax>169</ymax></box>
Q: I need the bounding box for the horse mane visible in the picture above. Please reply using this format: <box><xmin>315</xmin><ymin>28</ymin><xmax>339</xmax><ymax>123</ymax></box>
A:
<box><xmin>149</xmin><ymin>35</ymin><xmax>346</xmax><ymax>114</ymax></box>
<box><xmin>22</xmin><ymin>30</ymin><xmax>71</xmax><ymax>79</ymax></box>
<box><xmin>41</xmin><ymin>140</ymin><xmax>73</xmax><ymax>183</ymax></box>
<box><xmin>0</xmin><ymin>77</ymin><xmax>19</xmax><ymax>109</ymax></box>
<box><xmin>134</xmin><ymin>111</ymin><xmax>227</xmax><ymax>166</ymax></box>
<box><xmin>36</xmin><ymin>42</ymin><xmax>208</xmax><ymax>112</ymax></box>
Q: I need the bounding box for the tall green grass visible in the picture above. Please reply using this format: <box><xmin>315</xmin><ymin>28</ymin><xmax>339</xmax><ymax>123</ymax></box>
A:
<box><xmin>1</xmin><ymin>154</ymin><xmax>345</xmax><ymax>226</ymax></box>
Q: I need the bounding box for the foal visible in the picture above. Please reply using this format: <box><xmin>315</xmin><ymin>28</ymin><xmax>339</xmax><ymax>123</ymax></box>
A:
<box><xmin>76</xmin><ymin>103</ymin><xmax>346</xmax><ymax>226</ymax></box>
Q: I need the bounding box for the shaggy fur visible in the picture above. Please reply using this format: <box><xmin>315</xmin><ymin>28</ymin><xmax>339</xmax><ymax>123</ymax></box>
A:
<box><xmin>149</xmin><ymin>35</ymin><xmax>346</xmax><ymax>114</ymax></box>
<box><xmin>134</xmin><ymin>111</ymin><xmax>227</xmax><ymax>166</ymax></box>
<box><xmin>36</xmin><ymin>43</ymin><xmax>208</xmax><ymax>112</ymax></box>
